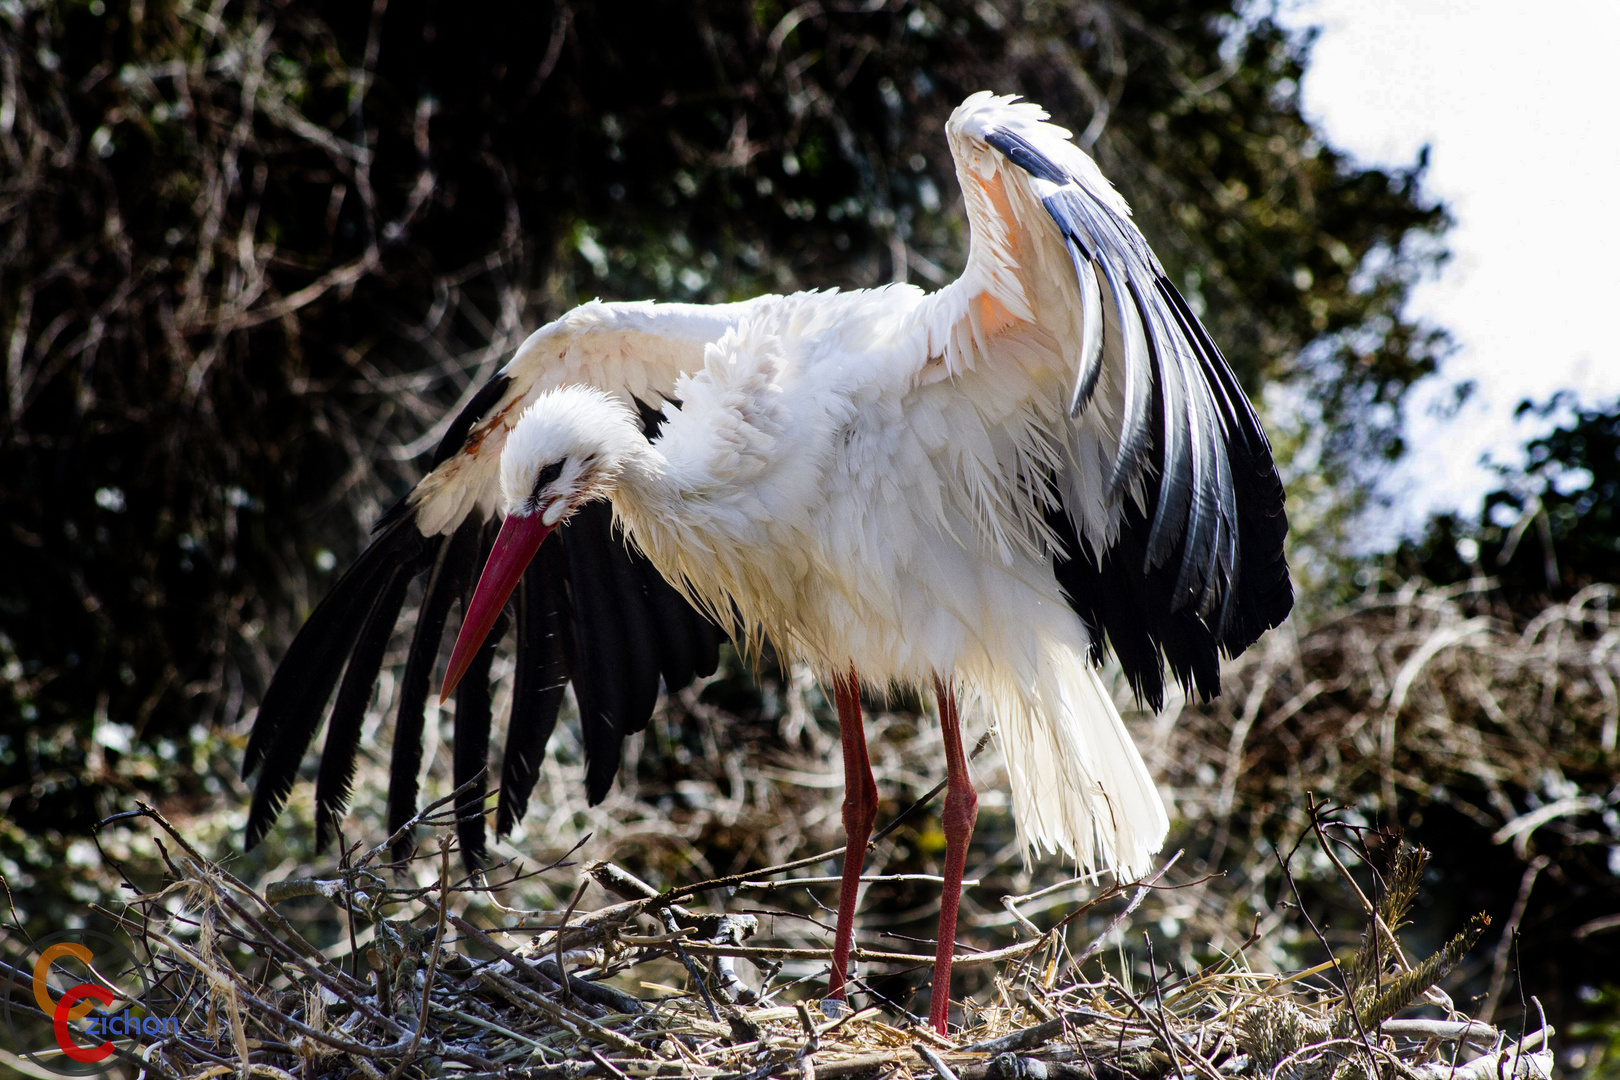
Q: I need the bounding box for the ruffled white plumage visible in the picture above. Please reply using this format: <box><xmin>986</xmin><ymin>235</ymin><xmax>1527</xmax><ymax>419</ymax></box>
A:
<box><xmin>563</xmin><ymin>295</ymin><xmax>1171</xmax><ymax>875</ymax></box>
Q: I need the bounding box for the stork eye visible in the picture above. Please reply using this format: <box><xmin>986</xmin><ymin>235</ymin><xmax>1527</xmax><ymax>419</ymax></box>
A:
<box><xmin>530</xmin><ymin>460</ymin><xmax>566</xmax><ymax>501</ymax></box>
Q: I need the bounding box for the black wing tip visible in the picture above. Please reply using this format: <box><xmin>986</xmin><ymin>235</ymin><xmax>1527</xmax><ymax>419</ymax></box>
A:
<box><xmin>456</xmin><ymin>791</ymin><xmax>490</xmax><ymax>870</ymax></box>
<box><xmin>631</xmin><ymin>395</ymin><xmax>674</xmax><ymax>438</ymax></box>
<box><xmin>560</xmin><ymin>501</ymin><xmax>667</xmax><ymax>813</ymax></box>
<box><xmin>1219</xmin><ymin>568</ymin><xmax>1294</xmax><ymax>658</ymax></box>
<box><xmin>494</xmin><ymin>795</ymin><xmax>523</xmax><ymax>839</ymax></box>
<box><xmin>585</xmin><ymin>760</ymin><xmax>618</xmax><ymax>806</ymax></box>
<box><xmin>313</xmin><ymin>801</ymin><xmax>358</xmax><ymax>855</ymax></box>
<box><xmin>380</xmin><ymin>517</ymin><xmax>483</xmax><ymax>867</ymax></box>
<box><xmin>373</xmin><ymin>494</ymin><xmax>417</xmax><ymax>536</ymax></box>
<box><xmin>499</xmin><ymin>547</ymin><xmax>571</xmax><ymax>837</ymax></box>
<box><xmin>1049</xmin><ymin>481</ymin><xmax>1282</xmax><ymax>712</ymax></box>
<box><xmin>459</xmin><ymin>844</ymin><xmax>488</xmax><ymax>872</ymax></box>
<box><xmin>242</xmin><ymin>505</ymin><xmax>424</xmax><ymax>740</ymax></box>
<box><xmin>312</xmin><ymin>562</ymin><xmax>417</xmax><ymax>857</ymax></box>
<box><xmin>243</xmin><ymin>785</ymin><xmax>287</xmax><ymax>852</ymax></box>
<box><xmin>1122</xmin><ymin>660</ymin><xmax>1167</xmax><ymax>714</ymax></box>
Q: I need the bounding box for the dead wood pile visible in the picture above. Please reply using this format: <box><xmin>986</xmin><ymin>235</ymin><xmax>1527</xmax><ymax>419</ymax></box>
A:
<box><xmin>62</xmin><ymin>803</ymin><xmax>1555</xmax><ymax>1080</ymax></box>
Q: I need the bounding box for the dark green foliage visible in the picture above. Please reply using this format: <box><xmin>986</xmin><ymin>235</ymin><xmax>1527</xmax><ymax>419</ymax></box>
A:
<box><xmin>1402</xmin><ymin>393</ymin><xmax>1620</xmax><ymax>603</ymax></box>
<box><xmin>1</xmin><ymin>0</ymin><xmax>1448</xmax><ymax>852</ymax></box>
<box><xmin>1336</xmin><ymin>844</ymin><xmax>1489</xmax><ymax>1036</ymax></box>
<box><xmin>1342</xmin><ymin>840</ymin><xmax>1428</xmax><ymax>1001</ymax></box>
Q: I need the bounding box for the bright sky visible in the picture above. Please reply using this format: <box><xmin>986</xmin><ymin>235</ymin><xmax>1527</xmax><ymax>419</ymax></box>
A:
<box><xmin>1278</xmin><ymin>0</ymin><xmax>1620</xmax><ymax>538</ymax></box>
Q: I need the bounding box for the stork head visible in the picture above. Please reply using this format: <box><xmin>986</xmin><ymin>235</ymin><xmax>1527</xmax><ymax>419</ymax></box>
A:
<box><xmin>498</xmin><ymin>386</ymin><xmax>643</xmax><ymax>522</ymax></box>
<box><xmin>441</xmin><ymin>386</ymin><xmax>644</xmax><ymax>700</ymax></box>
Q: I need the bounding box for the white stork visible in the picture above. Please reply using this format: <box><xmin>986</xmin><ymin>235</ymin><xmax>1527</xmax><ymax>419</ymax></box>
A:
<box><xmin>244</xmin><ymin>92</ymin><xmax>1292</xmax><ymax>1033</ymax></box>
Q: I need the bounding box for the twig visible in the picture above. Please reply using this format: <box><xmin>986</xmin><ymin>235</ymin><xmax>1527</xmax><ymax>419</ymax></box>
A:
<box><xmin>1379</xmin><ymin>1019</ymin><xmax>1497</xmax><ymax>1045</ymax></box>
<box><xmin>1483</xmin><ymin>856</ymin><xmax>1548</xmax><ymax>1024</ymax></box>
<box><xmin>1113</xmin><ymin>976</ymin><xmax>1224</xmax><ymax>1080</ymax></box>
<box><xmin>1063</xmin><ymin>851</ymin><xmax>1183</xmax><ymax>981</ymax></box>
<box><xmin>557</xmin><ymin>877</ymin><xmax>591</xmax><ymax>1008</ymax></box>
<box><xmin>738</xmin><ymin>873</ymin><xmax>979</xmax><ymax>892</ymax></box>
<box><xmin>913</xmin><ymin>1042</ymin><xmax>961</xmax><ymax>1080</ymax></box>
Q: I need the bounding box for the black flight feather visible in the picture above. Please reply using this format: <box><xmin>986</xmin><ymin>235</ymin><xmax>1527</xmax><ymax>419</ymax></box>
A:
<box><xmin>452</xmin><ymin>557</ymin><xmax>506</xmax><ymax>868</ymax></box>
<box><xmin>313</xmin><ymin>560</ymin><xmax>416</xmax><ymax>851</ymax></box>
<box><xmin>1093</xmin><ymin>243</ymin><xmax>1154</xmax><ymax>494</ymax></box>
<box><xmin>242</xmin><ymin>374</ymin><xmax>510</xmax><ymax>853</ymax></box>
<box><xmin>1156</xmin><ymin>280</ymin><xmax>1291</xmax><ymax>651</ymax></box>
<box><xmin>631</xmin><ymin>395</ymin><xmax>671</xmax><ymax>437</ymax></box>
<box><xmin>558</xmin><ymin>502</ymin><xmax>640</xmax><ymax>804</ymax></box>
<box><xmin>387</xmin><ymin>515</ymin><xmax>482</xmax><ymax>860</ymax></box>
<box><xmin>1132</xmin><ymin>277</ymin><xmax>1194</xmax><ymax>578</ymax></box>
<box><xmin>690</xmin><ymin>601</ymin><xmax>723</xmax><ymax>681</ymax></box>
<box><xmin>603</xmin><ymin>533</ymin><xmax>664</xmax><ymax>736</ymax></box>
<box><xmin>497</xmin><ymin>544</ymin><xmax>571</xmax><ymax>837</ymax></box>
<box><xmin>1042</xmin><ymin>194</ymin><xmax>1106</xmax><ymax>415</ymax></box>
<box><xmin>243</xmin><ymin>508</ymin><xmax>423</xmax><ymax>778</ymax></box>
<box><xmin>243</xmin><ymin>510</ymin><xmax>426</xmax><ymax>849</ymax></box>
<box><xmin>1047</xmin><ymin>495</ymin><xmax>1220</xmax><ymax>711</ymax></box>
<box><xmin>633</xmin><ymin>558</ymin><xmax>708</xmax><ymax>690</ymax></box>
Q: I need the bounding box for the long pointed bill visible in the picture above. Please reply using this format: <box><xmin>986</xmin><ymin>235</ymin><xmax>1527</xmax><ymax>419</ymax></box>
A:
<box><xmin>440</xmin><ymin>512</ymin><xmax>555</xmax><ymax>702</ymax></box>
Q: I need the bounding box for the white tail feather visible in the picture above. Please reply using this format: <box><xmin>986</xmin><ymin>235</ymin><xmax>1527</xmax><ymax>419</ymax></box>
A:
<box><xmin>973</xmin><ymin>644</ymin><xmax>1168</xmax><ymax>877</ymax></box>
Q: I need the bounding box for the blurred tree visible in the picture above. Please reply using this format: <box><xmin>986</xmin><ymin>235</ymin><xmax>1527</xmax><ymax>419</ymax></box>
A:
<box><xmin>1401</xmin><ymin>393</ymin><xmax>1620</xmax><ymax>605</ymax></box>
<box><xmin>0</xmin><ymin>0</ymin><xmax>1448</xmax><ymax>848</ymax></box>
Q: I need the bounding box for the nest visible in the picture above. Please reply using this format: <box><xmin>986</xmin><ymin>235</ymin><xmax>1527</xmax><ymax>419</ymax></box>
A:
<box><xmin>61</xmin><ymin>802</ymin><xmax>1553</xmax><ymax>1080</ymax></box>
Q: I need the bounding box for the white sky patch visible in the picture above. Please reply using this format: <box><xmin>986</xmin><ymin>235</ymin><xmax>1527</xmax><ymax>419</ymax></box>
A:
<box><xmin>1277</xmin><ymin>0</ymin><xmax>1620</xmax><ymax>539</ymax></box>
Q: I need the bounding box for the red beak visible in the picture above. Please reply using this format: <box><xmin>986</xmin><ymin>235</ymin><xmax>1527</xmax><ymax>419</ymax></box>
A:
<box><xmin>441</xmin><ymin>511</ymin><xmax>556</xmax><ymax>701</ymax></box>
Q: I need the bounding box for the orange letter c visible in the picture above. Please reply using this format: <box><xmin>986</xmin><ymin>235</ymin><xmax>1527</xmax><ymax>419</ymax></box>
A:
<box><xmin>34</xmin><ymin>942</ymin><xmax>97</xmax><ymax>1024</ymax></box>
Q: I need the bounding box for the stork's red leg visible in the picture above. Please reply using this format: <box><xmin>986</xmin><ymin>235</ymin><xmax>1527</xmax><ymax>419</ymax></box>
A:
<box><xmin>929</xmin><ymin>674</ymin><xmax>978</xmax><ymax>1034</ymax></box>
<box><xmin>828</xmin><ymin>666</ymin><xmax>877</xmax><ymax>1003</ymax></box>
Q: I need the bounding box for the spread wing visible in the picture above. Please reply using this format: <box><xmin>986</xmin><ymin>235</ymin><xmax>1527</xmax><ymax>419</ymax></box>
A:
<box><xmin>926</xmin><ymin>92</ymin><xmax>1292</xmax><ymax>709</ymax></box>
<box><xmin>243</xmin><ymin>300</ymin><xmax>761</xmax><ymax>862</ymax></box>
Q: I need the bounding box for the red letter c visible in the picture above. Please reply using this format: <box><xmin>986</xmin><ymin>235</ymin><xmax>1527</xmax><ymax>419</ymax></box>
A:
<box><xmin>53</xmin><ymin>983</ymin><xmax>114</xmax><ymax>1064</ymax></box>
